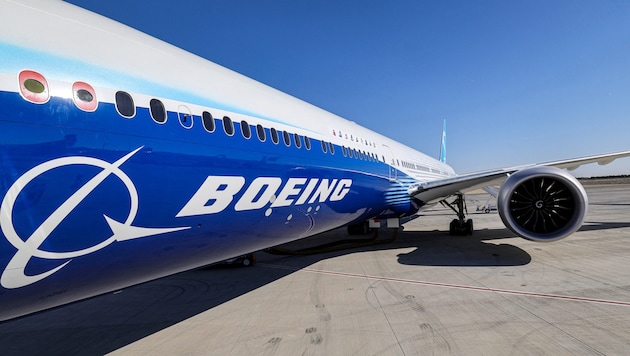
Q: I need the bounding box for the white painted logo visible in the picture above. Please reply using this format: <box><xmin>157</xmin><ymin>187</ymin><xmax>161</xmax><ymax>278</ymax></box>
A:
<box><xmin>0</xmin><ymin>147</ymin><xmax>355</xmax><ymax>289</ymax></box>
<box><xmin>177</xmin><ymin>177</ymin><xmax>353</xmax><ymax>217</ymax></box>
<box><xmin>0</xmin><ymin>147</ymin><xmax>190</xmax><ymax>289</ymax></box>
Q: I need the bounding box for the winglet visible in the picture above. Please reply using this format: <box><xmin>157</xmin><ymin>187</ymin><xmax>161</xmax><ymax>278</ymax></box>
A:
<box><xmin>439</xmin><ymin>119</ymin><xmax>447</xmax><ymax>163</ymax></box>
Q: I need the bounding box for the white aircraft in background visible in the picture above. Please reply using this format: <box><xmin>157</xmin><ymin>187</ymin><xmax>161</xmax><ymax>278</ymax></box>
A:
<box><xmin>0</xmin><ymin>0</ymin><xmax>628</xmax><ymax>321</ymax></box>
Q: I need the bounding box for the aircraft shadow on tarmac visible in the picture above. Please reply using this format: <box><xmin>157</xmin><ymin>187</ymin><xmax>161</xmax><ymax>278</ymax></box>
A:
<box><xmin>273</xmin><ymin>225</ymin><xmax>534</xmax><ymax>268</ymax></box>
<box><xmin>395</xmin><ymin>219</ymin><xmax>630</xmax><ymax>267</ymax></box>
<box><xmin>3</xmin><ymin>221</ymin><xmax>630</xmax><ymax>355</ymax></box>
<box><xmin>399</xmin><ymin>219</ymin><xmax>630</xmax><ymax>267</ymax></box>
<box><xmin>393</xmin><ymin>229</ymin><xmax>532</xmax><ymax>267</ymax></box>
<box><xmin>580</xmin><ymin>221</ymin><xmax>630</xmax><ymax>232</ymax></box>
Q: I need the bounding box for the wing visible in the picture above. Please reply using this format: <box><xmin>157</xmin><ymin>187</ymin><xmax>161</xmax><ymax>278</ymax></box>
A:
<box><xmin>407</xmin><ymin>150</ymin><xmax>630</xmax><ymax>242</ymax></box>
<box><xmin>408</xmin><ymin>151</ymin><xmax>630</xmax><ymax>203</ymax></box>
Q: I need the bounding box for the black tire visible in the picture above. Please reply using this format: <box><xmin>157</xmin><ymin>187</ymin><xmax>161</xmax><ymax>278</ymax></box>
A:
<box><xmin>242</xmin><ymin>254</ymin><xmax>255</xmax><ymax>266</ymax></box>
<box><xmin>449</xmin><ymin>219</ymin><xmax>460</xmax><ymax>235</ymax></box>
<box><xmin>465</xmin><ymin>219</ymin><xmax>474</xmax><ymax>235</ymax></box>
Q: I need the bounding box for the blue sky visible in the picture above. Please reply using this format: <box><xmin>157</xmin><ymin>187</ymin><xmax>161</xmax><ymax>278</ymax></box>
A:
<box><xmin>65</xmin><ymin>0</ymin><xmax>630</xmax><ymax>177</ymax></box>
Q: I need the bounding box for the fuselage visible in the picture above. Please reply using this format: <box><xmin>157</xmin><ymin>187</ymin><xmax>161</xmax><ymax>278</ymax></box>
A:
<box><xmin>0</xmin><ymin>0</ymin><xmax>454</xmax><ymax>320</ymax></box>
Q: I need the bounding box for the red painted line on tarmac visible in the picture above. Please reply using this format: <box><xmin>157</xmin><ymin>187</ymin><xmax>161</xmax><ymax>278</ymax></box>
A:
<box><xmin>259</xmin><ymin>263</ymin><xmax>630</xmax><ymax>307</ymax></box>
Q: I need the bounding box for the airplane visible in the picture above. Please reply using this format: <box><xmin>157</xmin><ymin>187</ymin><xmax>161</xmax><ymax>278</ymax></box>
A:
<box><xmin>0</xmin><ymin>0</ymin><xmax>629</xmax><ymax>322</ymax></box>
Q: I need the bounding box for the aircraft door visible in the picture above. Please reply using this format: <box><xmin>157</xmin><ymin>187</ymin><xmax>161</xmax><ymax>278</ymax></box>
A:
<box><xmin>382</xmin><ymin>144</ymin><xmax>397</xmax><ymax>182</ymax></box>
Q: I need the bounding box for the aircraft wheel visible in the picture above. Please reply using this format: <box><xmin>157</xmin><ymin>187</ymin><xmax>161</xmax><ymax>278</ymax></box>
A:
<box><xmin>242</xmin><ymin>254</ymin><xmax>255</xmax><ymax>267</ymax></box>
<box><xmin>449</xmin><ymin>219</ymin><xmax>461</xmax><ymax>235</ymax></box>
<box><xmin>465</xmin><ymin>219</ymin><xmax>474</xmax><ymax>235</ymax></box>
<box><xmin>450</xmin><ymin>219</ymin><xmax>473</xmax><ymax>235</ymax></box>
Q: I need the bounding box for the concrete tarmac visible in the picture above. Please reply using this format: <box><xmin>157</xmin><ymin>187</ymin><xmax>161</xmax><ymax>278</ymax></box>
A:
<box><xmin>1</xmin><ymin>185</ymin><xmax>630</xmax><ymax>355</ymax></box>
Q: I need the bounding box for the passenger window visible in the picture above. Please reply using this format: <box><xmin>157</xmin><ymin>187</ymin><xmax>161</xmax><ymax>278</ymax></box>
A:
<box><xmin>294</xmin><ymin>133</ymin><xmax>302</xmax><ymax>148</ymax></box>
<box><xmin>282</xmin><ymin>131</ymin><xmax>291</xmax><ymax>146</ymax></box>
<box><xmin>329</xmin><ymin>143</ymin><xmax>335</xmax><ymax>155</ymax></box>
<box><xmin>241</xmin><ymin>120</ymin><xmax>251</xmax><ymax>139</ymax></box>
<box><xmin>202</xmin><ymin>111</ymin><xmax>215</xmax><ymax>132</ymax></box>
<box><xmin>178</xmin><ymin>105</ymin><xmax>193</xmax><ymax>129</ymax></box>
<box><xmin>223</xmin><ymin>116</ymin><xmax>234</xmax><ymax>136</ymax></box>
<box><xmin>76</xmin><ymin>89</ymin><xmax>93</xmax><ymax>102</ymax></box>
<box><xmin>321</xmin><ymin>140</ymin><xmax>328</xmax><ymax>153</ymax></box>
<box><xmin>256</xmin><ymin>124</ymin><xmax>266</xmax><ymax>142</ymax></box>
<box><xmin>271</xmin><ymin>128</ymin><xmax>279</xmax><ymax>144</ymax></box>
<box><xmin>19</xmin><ymin>70</ymin><xmax>49</xmax><ymax>104</ymax></box>
<box><xmin>304</xmin><ymin>136</ymin><xmax>311</xmax><ymax>150</ymax></box>
<box><xmin>73</xmin><ymin>82</ymin><xmax>97</xmax><ymax>112</ymax></box>
<box><xmin>342</xmin><ymin>146</ymin><xmax>347</xmax><ymax>157</ymax></box>
<box><xmin>115</xmin><ymin>91</ymin><xmax>135</xmax><ymax>118</ymax></box>
<box><xmin>149</xmin><ymin>99</ymin><xmax>166</xmax><ymax>123</ymax></box>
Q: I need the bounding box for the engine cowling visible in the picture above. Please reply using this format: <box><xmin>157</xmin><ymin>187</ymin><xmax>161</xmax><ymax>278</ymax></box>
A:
<box><xmin>497</xmin><ymin>166</ymin><xmax>588</xmax><ymax>242</ymax></box>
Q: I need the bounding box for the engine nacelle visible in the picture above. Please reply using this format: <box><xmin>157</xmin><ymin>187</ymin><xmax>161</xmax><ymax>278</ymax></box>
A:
<box><xmin>497</xmin><ymin>166</ymin><xmax>588</xmax><ymax>242</ymax></box>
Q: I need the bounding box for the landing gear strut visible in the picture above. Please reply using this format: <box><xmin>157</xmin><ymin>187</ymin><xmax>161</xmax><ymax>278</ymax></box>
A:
<box><xmin>441</xmin><ymin>193</ymin><xmax>473</xmax><ymax>235</ymax></box>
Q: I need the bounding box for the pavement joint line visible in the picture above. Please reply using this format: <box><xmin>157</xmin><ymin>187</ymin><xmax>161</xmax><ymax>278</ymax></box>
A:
<box><xmin>258</xmin><ymin>263</ymin><xmax>630</xmax><ymax>307</ymax></box>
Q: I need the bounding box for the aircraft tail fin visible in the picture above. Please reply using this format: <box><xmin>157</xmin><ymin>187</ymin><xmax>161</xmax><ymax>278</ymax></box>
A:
<box><xmin>439</xmin><ymin>119</ymin><xmax>447</xmax><ymax>163</ymax></box>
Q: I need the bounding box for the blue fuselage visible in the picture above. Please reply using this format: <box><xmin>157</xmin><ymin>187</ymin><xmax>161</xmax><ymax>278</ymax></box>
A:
<box><xmin>0</xmin><ymin>85</ymin><xmax>417</xmax><ymax>320</ymax></box>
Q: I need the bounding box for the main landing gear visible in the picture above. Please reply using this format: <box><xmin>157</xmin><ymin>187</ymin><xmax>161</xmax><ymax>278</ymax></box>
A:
<box><xmin>441</xmin><ymin>193</ymin><xmax>473</xmax><ymax>235</ymax></box>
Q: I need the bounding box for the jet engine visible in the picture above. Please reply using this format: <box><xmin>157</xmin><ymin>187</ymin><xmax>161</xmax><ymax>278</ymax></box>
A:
<box><xmin>497</xmin><ymin>166</ymin><xmax>588</xmax><ymax>242</ymax></box>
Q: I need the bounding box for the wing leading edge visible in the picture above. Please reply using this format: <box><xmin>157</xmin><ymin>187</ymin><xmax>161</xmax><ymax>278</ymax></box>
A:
<box><xmin>408</xmin><ymin>151</ymin><xmax>630</xmax><ymax>204</ymax></box>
